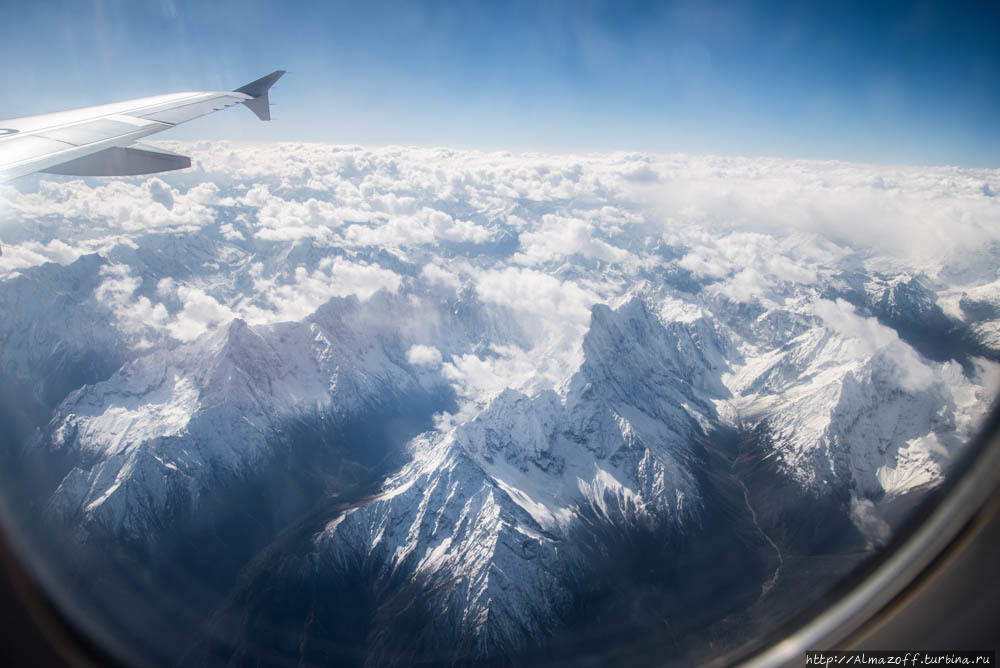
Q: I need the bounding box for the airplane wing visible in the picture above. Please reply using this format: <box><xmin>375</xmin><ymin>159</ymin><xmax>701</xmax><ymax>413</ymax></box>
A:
<box><xmin>0</xmin><ymin>70</ymin><xmax>284</xmax><ymax>183</ymax></box>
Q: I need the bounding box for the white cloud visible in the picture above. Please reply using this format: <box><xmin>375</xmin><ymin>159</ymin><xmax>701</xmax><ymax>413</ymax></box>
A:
<box><xmin>674</xmin><ymin>229</ymin><xmax>827</xmax><ymax>304</ymax></box>
<box><xmin>245</xmin><ymin>257</ymin><xmax>402</xmax><ymax>324</ymax></box>
<box><xmin>95</xmin><ymin>264</ymin><xmax>169</xmax><ymax>346</ymax></box>
<box><xmin>813</xmin><ymin>298</ymin><xmax>935</xmax><ymax>392</ymax></box>
<box><xmin>850</xmin><ymin>495</ymin><xmax>891</xmax><ymax>547</ymax></box>
<box><xmin>678</xmin><ymin>249</ymin><xmax>731</xmax><ymax>280</ymax></box>
<box><xmin>4</xmin><ymin>141</ymin><xmax>998</xmax><ymax>407</ymax></box>
<box><xmin>646</xmin><ymin>155</ymin><xmax>1000</xmax><ymax>278</ymax></box>
<box><xmin>146</xmin><ymin>178</ymin><xmax>175</xmax><ymax>210</ymax></box>
<box><xmin>514</xmin><ymin>214</ymin><xmax>628</xmax><ymax>265</ymax></box>
<box><xmin>441</xmin><ymin>345</ymin><xmax>542</xmax><ymax>401</ymax></box>
<box><xmin>406</xmin><ymin>344</ymin><xmax>442</xmax><ymax>367</ymax></box>
<box><xmin>420</xmin><ymin>263</ymin><xmax>462</xmax><ymax>291</ymax></box>
<box><xmin>0</xmin><ymin>238</ymin><xmax>87</xmax><ymax>278</ymax></box>
<box><xmin>166</xmin><ymin>284</ymin><xmax>238</xmax><ymax>343</ymax></box>
<box><xmin>242</xmin><ymin>183</ymin><xmax>272</xmax><ymax>207</ymax></box>
<box><xmin>343</xmin><ymin>207</ymin><xmax>491</xmax><ymax>248</ymax></box>
<box><xmin>253</xmin><ymin>196</ymin><xmax>345</xmax><ymax>242</ymax></box>
<box><xmin>475</xmin><ymin>267</ymin><xmax>598</xmax><ymax>338</ymax></box>
<box><xmin>463</xmin><ymin>267</ymin><xmax>600</xmax><ymax>393</ymax></box>
<box><xmin>715</xmin><ymin>267</ymin><xmax>771</xmax><ymax>304</ymax></box>
<box><xmin>6</xmin><ymin>178</ymin><xmax>214</xmax><ymax>234</ymax></box>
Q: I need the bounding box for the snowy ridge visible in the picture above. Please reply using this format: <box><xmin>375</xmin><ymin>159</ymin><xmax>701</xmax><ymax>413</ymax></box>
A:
<box><xmin>42</xmin><ymin>291</ymin><xmax>492</xmax><ymax>534</ymax></box>
<box><xmin>728</xmin><ymin>296</ymin><xmax>986</xmax><ymax>499</ymax></box>
<box><xmin>318</xmin><ymin>436</ymin><xmax>569</xmax><ymax>657</ymax></box>
<box><xmin>313</xmin><ymin>296</ymin><xmax>725</xmax><ymax>654</ymax></box>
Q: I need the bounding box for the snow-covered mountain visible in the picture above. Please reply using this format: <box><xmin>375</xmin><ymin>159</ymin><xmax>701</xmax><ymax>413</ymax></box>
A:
<box><xmin>0</xmin><ymin>254</ymin><xmax>128</xmax><ymax>427</ymax></box>
<box><xmin>730</xmin><ymin>313</ymin><xmax>980</xmax><ymax>504</ymax></box>
<box><xmin>39</xmin><ymin>289</ymin><xmax>532</xmax><ymax>538</ymax></box>
<box><xmin>308</xmin><ymin>298</ymin><xmax>719</xmax><ymax>658</ymax></box>
<box><xmin>1</xmin><ymin>144</ymin><xmax>998</xmax><ymax>665</ymax></box>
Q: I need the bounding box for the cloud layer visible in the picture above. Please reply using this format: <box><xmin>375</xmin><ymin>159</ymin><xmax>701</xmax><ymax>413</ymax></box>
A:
<box><xmin>1</xmin><ymin>142</ymin><xmax>998</xmax><ymax>406</ymax></box>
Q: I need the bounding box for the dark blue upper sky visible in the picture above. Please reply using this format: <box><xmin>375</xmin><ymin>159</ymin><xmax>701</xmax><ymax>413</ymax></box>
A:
<box><xmin>2</xmin><ymin>0</ymin><xmax>998</xmax><ymax>166</ymax></box>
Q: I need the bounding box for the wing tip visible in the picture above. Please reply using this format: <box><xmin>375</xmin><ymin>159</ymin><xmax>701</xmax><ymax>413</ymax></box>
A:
<box><xmin>233</xmin><ymin>70</ymin><xmax>286</xmax><ymax>98</ymax></box>
<box><xmin>234</xmin><ymin>70</ymin><xmax>286</xmax><ymax>121</ymax></box>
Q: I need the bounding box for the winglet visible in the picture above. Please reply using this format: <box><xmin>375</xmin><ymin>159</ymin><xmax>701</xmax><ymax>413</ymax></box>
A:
<box><xmin>233</xmin><ymin>70</ymin><xmax>286</xmax><ymax>121</ymax></box>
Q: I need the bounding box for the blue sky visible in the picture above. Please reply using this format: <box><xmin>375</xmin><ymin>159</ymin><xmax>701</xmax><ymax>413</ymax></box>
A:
<box><xmin>2</xmin><ymin>0</ymin><xmax>998</xmax><ymax>167</ymax></box>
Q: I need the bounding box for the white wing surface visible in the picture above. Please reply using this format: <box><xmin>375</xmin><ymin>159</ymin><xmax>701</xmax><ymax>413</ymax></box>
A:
<box><xmin>0</xmin><ymin>71</ymin><xmax>284</xmax><ymax>182</ymax></box>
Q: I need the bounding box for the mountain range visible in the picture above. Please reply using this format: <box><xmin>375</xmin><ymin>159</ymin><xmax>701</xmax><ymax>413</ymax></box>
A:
<box><xmin>1</xmin><ymin>144</ymin><xmax>997</xmax><ymax>665</ymax></box>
